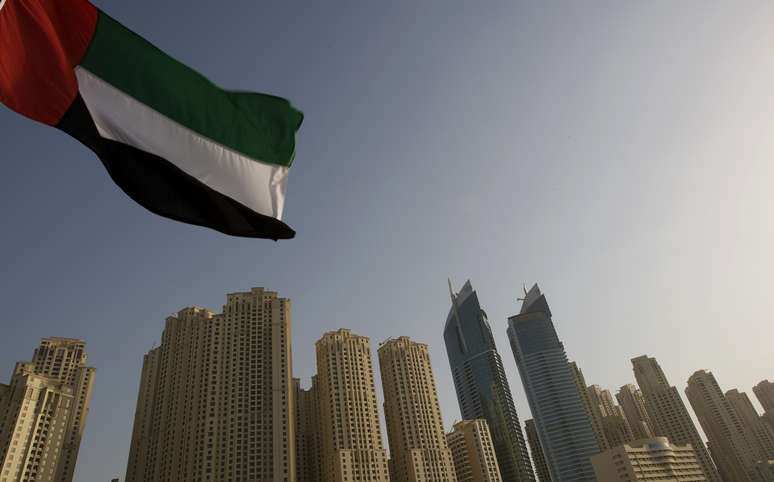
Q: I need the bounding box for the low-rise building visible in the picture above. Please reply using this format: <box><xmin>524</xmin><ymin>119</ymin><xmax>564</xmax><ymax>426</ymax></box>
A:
<box><xmin>591</xmin><ymin>437</ymin><xmax>707</xmax><ymax>482</ymax></box>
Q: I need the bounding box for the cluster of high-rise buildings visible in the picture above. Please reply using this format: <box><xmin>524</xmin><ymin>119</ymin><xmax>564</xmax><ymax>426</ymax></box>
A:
<box><xmin>1</xmin><ymin>283</ymin><xmax>773</xmax><ymax>482</ymax></box>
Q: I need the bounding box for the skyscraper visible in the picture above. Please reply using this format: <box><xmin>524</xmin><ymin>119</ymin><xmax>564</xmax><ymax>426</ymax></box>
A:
<box><xmin>524</xmin><ymin>420</ymin><xmax>551</xmax><ymax>482</ymax></box>
<box><xmin>443</xmin><ymin>280</ymin><xmax>534</xmax><ymax>482</ymax></box>
<box><xmin>294</xmin><ymin>377</ymin><xmax>322</xmax><ymax>482</ymax></box>
<box><xmin>754</xmin><ymin>381</ymin><xmax>774</xmax><ymax>435</ymax></box>
<box><xmin>125</xmin><ymin>288</ymin><xmax>295</xmax><ymax>482</ymax></box>
<box><xmin>447</xmin><ymin>419</ymin><xmax>503</xmax><ymax>482</ymax></box>
<box><xmin>0</xmin><ymin>338</ymin><xmax>95</xmax><ymax>482</ymax></box>
<box><xmin>507</xmin><ymin>284</ymin><xmax>598</xmax><ymax>482</ymax></box>
<box><xmin>726</xmin><ymin>389</ymin><xmax>774</xmax><ymax>463</ymax></box>
<box><xmin>631</xmin><ymin>356</ymin><xmax>720</xmax><ymax>482</ymax></box>
<box><xmin>378</xmin><ymin>337</ymin><xmax>457</xmax><ymax>482</ymax></box>
<box><xmin>569</xmin><ymin>362</ymin><xmax>607</xmax><ymax>452</ymax></box>
<box><xmin>754</xmin><ymin>381</ymin><xmax>774</xmax><ymax>414</ymax></box>
<box><xmin>316</xmin><ymin>329</ymin><xmax>390</xmax><ymax>482</ymax></box>
<box><xmin>686</xmin><ymin>370</ymin><xmax>767</xmax><ymax>482</ymax></box>
<box><xmin>616</xmin><ymin>384</ymin><xmax>654</xmax><ymax>441</ymax></box>
<box><xmin>587</xmin><ymin>385</ymin><xmax>634</xmax><ymax>449</ymax></box>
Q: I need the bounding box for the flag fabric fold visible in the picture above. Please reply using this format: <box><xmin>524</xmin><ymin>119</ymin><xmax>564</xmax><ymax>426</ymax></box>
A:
<box><xmin>0</xmin><ymin>0</ymin><xmax>303</xmax><ymax>239</ymax></box>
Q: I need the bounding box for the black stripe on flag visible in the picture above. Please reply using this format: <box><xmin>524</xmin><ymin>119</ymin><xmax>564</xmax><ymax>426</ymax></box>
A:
<box><xmin>56</xmin><ymin>95</ymin><xmax>296</xmax><ymax>240</ymax></box>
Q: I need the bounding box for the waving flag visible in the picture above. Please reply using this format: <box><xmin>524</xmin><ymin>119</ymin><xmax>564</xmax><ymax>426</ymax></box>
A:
<box><xmin>0</xmin><ymin>0</ymin><xmax>303</xmax><ymax>239</ymax></box>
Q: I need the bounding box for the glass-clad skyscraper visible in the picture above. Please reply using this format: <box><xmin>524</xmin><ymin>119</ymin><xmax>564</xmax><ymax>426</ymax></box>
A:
<box><xmin>507</xmin><ymin>284</ymin><xmax>598</xmax><ymax>482</ymax></box>
<box><xmin>444</xmin><ymin>280</ymin><xmax>535</xmax><ymax>482</ymax></box>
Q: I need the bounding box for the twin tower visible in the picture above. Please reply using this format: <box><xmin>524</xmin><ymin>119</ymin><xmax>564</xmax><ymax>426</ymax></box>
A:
<box><xmin>445</xmin><ymin>281</ymin><xmax>599</xmax><ymax>482</ymax></box>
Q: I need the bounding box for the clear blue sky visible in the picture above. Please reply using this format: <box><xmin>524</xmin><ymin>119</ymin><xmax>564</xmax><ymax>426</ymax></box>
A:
<box><xmin>2</xmin><ymin>1</ymin><xmax>774</xmax><ymax>480</ymax></box>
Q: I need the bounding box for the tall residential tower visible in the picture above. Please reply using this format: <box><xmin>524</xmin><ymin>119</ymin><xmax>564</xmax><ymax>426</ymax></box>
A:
<box><xmin>686</xmin><ymin>370</ymin><xmax>768</xmax><ymax>482</ymax></box>
<box><xmin>378</xmin><ymin>337</ymin><xmax>456</xmax><ymax>482</ymax></box>
<box><xmin>447</xmin><ymin>419</ymin><xmax>503</xmax><ymax>482</ymax></box>
<box><xmin>443</xmin><ymin>280</ymin><xmax>534</xmax><ymax>482</ymax></box>
<box><xmin>754</xmin><ymin>381</ymin><xmax>774</xmax><ymax>434</ymax></box>
<box><xmin>125</xmin><ymin>287</ymin><xmax>295</xmax><ymax>482</ymax></box>
<box><xmin>316</xmin><ymin>329</ymin><xmax>390</xmax><ymax>482</ymax></box>
<box><xmin>507</xmin><ymin>284</ymin><xmax>598</xmax><ymax>482</ymax></box>
<box><xmin>726</xmin><ymin>389</ymin><xmax>774</xmax><ymax>463</ymax></box>
<box><xmin>294</xmin><ymin>377</ymin><xmax>322</xmax><ymax>482</ymax></box>
<box><xmin>524</xmin><ymin>420</ymin><xmax>551</xmax><ymax>482</ymax></box>
<box><xmin>616</xmin><ymin>384</ymin><xmax>654</xmax><ymax>441</ymax></box>
<box><xmin>631</xmin><ymin>356</ymin><xmax>720</xmax><ymax>482</ymax></box>
<box><xmin>0</xmin><ymin>338</ymin><xmax>95</xmax><ymax>482</ymax></box>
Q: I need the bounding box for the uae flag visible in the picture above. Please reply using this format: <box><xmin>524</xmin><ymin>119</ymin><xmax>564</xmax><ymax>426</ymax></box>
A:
<box><xmin>0</xmin><ymin>0</ymin><xmax>303</xmax><ymax>239</ymax></box>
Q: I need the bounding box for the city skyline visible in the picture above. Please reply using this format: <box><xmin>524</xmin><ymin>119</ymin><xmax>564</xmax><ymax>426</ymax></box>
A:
<box><xmin>444</xmin><ymin>280</ymin><xmax>534</xmax><ymax>482</ymax></box>
<box><xmin>3</xmin><ymin>1</ymin><xmax>774</xmax><ymax>480</ymax></box>
<box><xmin>4</xmin><ymin>281</ymin><xmax>774</xmax><ymax>481</ymax></box>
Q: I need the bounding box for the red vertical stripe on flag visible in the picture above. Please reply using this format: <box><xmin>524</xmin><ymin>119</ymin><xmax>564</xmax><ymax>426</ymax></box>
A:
<box><xmin>0</xmin><ymin>0</ymin><xmax>97</xmax><ymax>126</ymax></box>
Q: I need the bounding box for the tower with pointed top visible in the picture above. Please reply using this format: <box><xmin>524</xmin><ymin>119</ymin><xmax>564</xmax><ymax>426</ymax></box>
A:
<box><xmin>443</xmin><ymin>280</ymin><xmax>535</xmax><ymax>482</ymax></box>
<box><xmin>507</xmin><ymin>284</ymin><xmax>598</xmax><ymax>482</ymax></box>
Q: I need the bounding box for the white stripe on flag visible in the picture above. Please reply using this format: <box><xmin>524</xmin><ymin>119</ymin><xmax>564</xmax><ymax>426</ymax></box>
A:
<box><xmin>75</xmin><ymin>67</ymin><xmax>288</xmax><ymax>220</ymax></box>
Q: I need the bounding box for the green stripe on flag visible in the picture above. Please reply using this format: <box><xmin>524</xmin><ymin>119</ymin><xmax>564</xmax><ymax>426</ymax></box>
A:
<box><xmin>80</xmin><ymin>11</ymin><xmax>302</xmax><ymax>167</ymax></box>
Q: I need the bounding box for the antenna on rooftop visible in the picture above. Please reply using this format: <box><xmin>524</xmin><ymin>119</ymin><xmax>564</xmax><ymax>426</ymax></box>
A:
<box><xmin>516</xmin><ymin>283</ymin><xmax>528</xmax><ymax>303</ymax></box>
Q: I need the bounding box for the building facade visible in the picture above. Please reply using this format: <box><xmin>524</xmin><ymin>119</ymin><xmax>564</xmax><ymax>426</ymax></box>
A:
<box><xmin>686</xmin><ymin>370</ymin><xmax>768</xmax><ymax>482</ymax></box>
<box><xmin>616</xmin><ymin>384</ymin><xmax>654</xmax><ymax>441</ymax></box>
<box><xmin>378</xmin><ymin>337</ymin><xmax>456</xmax><ymax>482</ymax></box>
<box><xmin>755</xmin><ymin>381</ymin><xmax>774</xmax><ymax>414</ymax></box>
<box><xmin>507</xmin><ymin>284</ymin><xmax>598</xmax><ymax>482</ymax></box>
<box><xmin>294</xmin><ymin>377</ymin><xmax>322</xmax><ymax>482</ymax></box>
<box><xmin>0</xmin><ymin>338</ymin><xmax>95</xmax><ymax>482</ymax></box>
<box><xmin>587</xmin><ymin>385</ymin><xmax>635</xmax><ymax>449</ymax></box>
<box><xmin>631</xmin><ymin>356</ymin><xmax>720</xmax><ymax>482</ymax></box>
<box><xmin>591</xmin><ymin>437</ymin><xmax>707</xmax><ymax>481</ymax></box>
<box><xmin>753</xmin><ymin>461</ymin><xmax>774</xmax><ymax>482</ymax></box>
<box><xmin>446</xmin><ymin>419</ymin><xmax>502</xmax><ymax>482</ymax></box>
<box><xmin>755</xmin><ymin>381</ymin><xmax>774</xmax><ymax>435</ymax></box>
<box><xmin>726</xmin><ymin>389</ymin><xmax>774</xmax><ymax>463</ymax></box>
<box><xmin>524</xmin><ymin>419</ymin><xmax>551</xmax><ymax>482</ymax></box>
<box><xmin>569</xmin><ymin>363</ymin><xmax>607</xmax><ymax>452</ymax></box>
<box><xmin>316</xmin><ymin>329</ymin><xmax>390</xmax><ymax>482</ymax></box>
<box><xmin>125</xmin><ymin>287</ymin><xmax>295</xmax><ymax>482</ymax></box>
<box><xmin>443</xmin><ymin>280</ymin><xmax>534</xmax><ymax>482</ymax></box>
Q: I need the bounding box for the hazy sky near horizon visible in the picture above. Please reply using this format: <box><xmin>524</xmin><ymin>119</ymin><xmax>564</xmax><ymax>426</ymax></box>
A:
<box><xmin>2</xmin><ymin>1</ymin><xmax>774</xmax><ymax>480</ymax></box>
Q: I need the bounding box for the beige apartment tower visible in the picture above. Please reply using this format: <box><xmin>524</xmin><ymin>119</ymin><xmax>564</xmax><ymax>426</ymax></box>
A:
<box><xmin>294</xmin><ymin>377</ymin><xmax>322</xmax><ymax>482</ymax></box>
<box><xmin>755</xmin><ymin>381</ymin><xmax>774</xmax><ymax>414</ymax></box>
<box><xmin>591</xmin><ymin>437</ymin><xmax>707</xmax><ymax>481</ymax></box>
<box><xmin>726</xmin><ymin>389</ymin><xmax>774</xmax><ymax>462</ymax></box>
<box><xmin>587</xmin><ymin>384</ymin><xmax>635</xmax><ymax>449</ymax></box>
<box><xmin>569</xmin><ymin>362</ymin><xmax>607</xmax><ymax>451</ymax></box>
<box><xmin>316</xmin><ymin>329</ymin><xmax>390</xmax><ymax>482</ymax></box>
<box><xmin>632</xmin><ymin>356</ymin><xmax>721</xmax><ymax>482</ymax></box>
<box><xmin>0</xmin><ymin>338</ymin><xmax>95</xmax><ymax>482</ymax></box>
<box><xmin>446</xmin><ymin>419</ymin><xmax>502</xmax><ymax>482</ymax></box>
<box><xmin>754</xmin><ymin>381</ymin><xmax>774</xmax><ymax>435</ymax></box>
<box><xmin>524</xmin><ymin>419</ymin><xmax>550</xmax><ymax>482</ymax></box>
<box><xmin>686</xmin><ymin>370</ymin><xmax>769</xmax><ymax>482</ymax></box>
<box><xmin>125</xmin><ymin>287</ymin><xmax>295</xmax><ymax>482</ymax></box>
<box><xmin>377</xmin><ymin>337</ymin><xmax>456</xmax><ymax>482</ymax></box>
<box><xmin>616</xmin><ymin>384</ymin><xmax>654</xmax><ymax>441</ymax></box>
